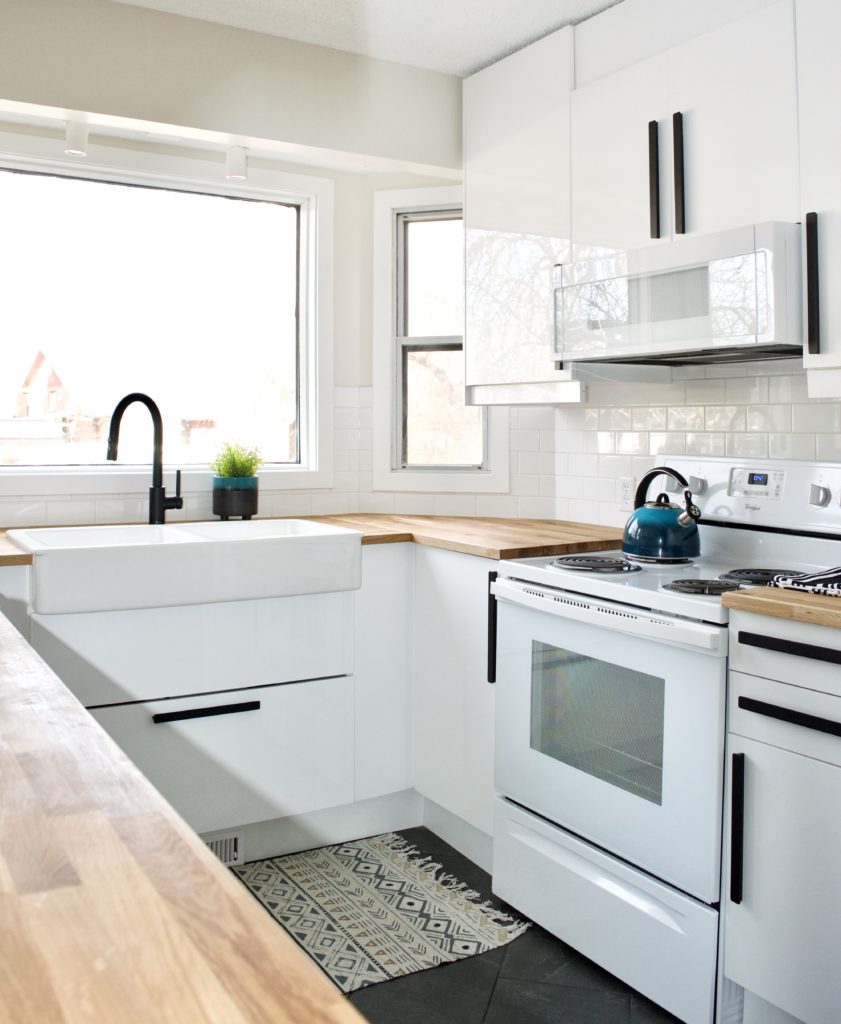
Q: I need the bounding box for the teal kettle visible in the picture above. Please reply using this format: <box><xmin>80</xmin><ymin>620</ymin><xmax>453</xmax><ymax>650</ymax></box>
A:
<box><xmin>622</xmin><ymin>467</ymin><xmax>701</xmax><ymax>561</ymax></box>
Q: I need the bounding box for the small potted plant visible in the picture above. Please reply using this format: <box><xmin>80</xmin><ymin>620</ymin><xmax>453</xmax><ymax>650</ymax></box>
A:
<box><xmin>210</xmin><ymin>442</ymin><xmax>261</xmax><ymax>520</ymax></box>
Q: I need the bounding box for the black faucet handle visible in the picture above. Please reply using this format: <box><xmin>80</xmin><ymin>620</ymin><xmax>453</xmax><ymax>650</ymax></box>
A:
<box><xmin>165</xmin><ymin>469</ymin><xmax>184</xmax><ymax>512</ymax></box>
<box><xmin>175</xmin><ymin>469</ymin><xmax>181</xmax><ymax>499</ymax></box>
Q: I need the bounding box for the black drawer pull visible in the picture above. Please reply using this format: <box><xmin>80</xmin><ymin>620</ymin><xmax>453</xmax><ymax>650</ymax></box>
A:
<box><xmin>673</xmin><ymin>112</ymin><xmax>685</xmax><ymax>235</ymax></box>
<box><xmin>487</xmin><ymin>571</ymin><xmax>498</xmax><ymax>684</ymax></box>
<box><xmin>738</xmin><ymin>696</ymin><xmax>841</xmax><ymax>739</ymax></box>
<box><xmin>805</xmin><ymin>211</ymin><xmax>820</xmax><ymax>355</ymax></box>
<box><xmin>648</xmin><ymin>120</ymin><xmax>661</xmax><ymax>239</ymax></box>
<box><xmin>730</xmin><ymin>752</ymin><xmax>745</xmax><ymax>904</ymax></box>
<box><xmin>738</xmin><ymin>630</ymin><xmax>841</xmax><ymax>666</ymax></box>
<box><xmin>152</xmin><ymin>700</ymin><xmax>261</xmax><ymax>725</ymax></box>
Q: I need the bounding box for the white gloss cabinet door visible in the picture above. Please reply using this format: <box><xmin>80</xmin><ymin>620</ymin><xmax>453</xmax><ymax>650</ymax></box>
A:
<box><xmin>463</xmin><ymin>27</ymin><xmax>575</xmax><ymax>389</ymax></box>
<box><xmin>571</xmin><ymin>52</ymin><xmax>670</xmax><ymax>256</ymax></box>
<box><xmin>354</xmin><ymin>544</ymin><xmax>413</xmax><ymax>801</ymax></box>
<box><xmin>723</xmin><ymin>735</ymin><xmax>841</xmax><ymax>1024</ymax></box>
<box><xmin>91</xmin><ymin>677</ymin><xmax>355</xmax><ymax>834</ymax></box>
<box><xmin>412</xmin><ymin>547</ymin><xmax>495</xmax><ymax>835</ymax></box>
<box><xmin>668</xmin><ymin>0</ymin><xmax>799</xmax><ymax>237</ymax></box>
<box><xmin>797</xmin><ymin>0</ymin><xmax>841</xmax><ymax>387</ymax></box>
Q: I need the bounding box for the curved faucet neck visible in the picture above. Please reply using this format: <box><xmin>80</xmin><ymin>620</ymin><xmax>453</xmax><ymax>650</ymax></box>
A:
<box><xmin>106</xmin><ymin>392</ymin><xmax>164</xmax><ymax>488</ymax></box>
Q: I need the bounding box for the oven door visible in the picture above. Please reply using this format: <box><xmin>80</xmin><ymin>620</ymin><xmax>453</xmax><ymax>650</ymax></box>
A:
<box><xmin>493</xmin><ymin>577</ymin><xmax>727</xmax><ymax>902</ymax></box>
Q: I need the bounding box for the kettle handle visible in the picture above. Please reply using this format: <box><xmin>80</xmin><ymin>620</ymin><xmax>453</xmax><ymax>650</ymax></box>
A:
<box><xmin>634</xmin><ymin>466</ymin><xmax>690</xmax><ymax>509</ymax></box>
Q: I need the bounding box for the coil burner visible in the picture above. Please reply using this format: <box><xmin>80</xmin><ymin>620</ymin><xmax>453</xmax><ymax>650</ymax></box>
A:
<box><xmin>551</xmin><ymin>554</ymin><xmax>642</xmax><ymax>574</ymax></box>
<box><xmin>662</xmin><ymin>579</ymin><xmax>742</xmax><ymax>596</ymax></box>
<box><xmin>718</xmin><ymin>568</ymin><xmax>798</xmax><ymax>586</ymax></box>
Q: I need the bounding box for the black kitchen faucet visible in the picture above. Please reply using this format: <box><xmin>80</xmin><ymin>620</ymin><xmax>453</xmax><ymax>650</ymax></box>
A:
<box><xmin>106</xmin><ymin>392</ymin><xmax>183</xmax><ymax>525</ymax></box>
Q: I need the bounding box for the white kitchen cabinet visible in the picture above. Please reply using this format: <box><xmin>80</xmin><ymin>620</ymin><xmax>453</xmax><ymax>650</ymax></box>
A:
<box><xmin>412</xmin><ymin>546</ymin><xmax>496</xmax><ymax>836</ymax></box>
<box><xmin>571</xmin><ymin>1</ymin><xmax>798</xmax><ymax>256</ymax></box>
<box><xmin>463</xmin><ymin>27</ymin><xmax>580</xmax><ymax>402</ymax></box>
<box><xmin>92</xmin><ymin>676</ymin><xmax>355</xmax><ymax>834</ymax></box>
<box><xmin>797</xmin><ymin>0</ymin><xmax>841</xmax><ymax>393</ymax></box>
<box><xmin>721</xmin><ymin>616</ymin><xmax>841</xmax><ymax>1024</ymax></box>
<box><xmin>355</xmin><ymin>543</ymin><xmax>413</xmax><ymax>801</ymax></box>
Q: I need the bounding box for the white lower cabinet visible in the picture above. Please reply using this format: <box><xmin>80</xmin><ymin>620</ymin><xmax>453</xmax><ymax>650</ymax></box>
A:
<box><xmin>412</xmin><ymin>546</ymin><xmax>496</xmax><ymax>835</ymax></box>
<box><xmin>92</xmin><ymin>676</ymin><xmax>355</xmax><ymax>834</ymax></box>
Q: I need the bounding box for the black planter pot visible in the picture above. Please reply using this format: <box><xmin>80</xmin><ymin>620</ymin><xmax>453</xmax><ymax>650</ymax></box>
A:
<box><xmin>212</xmin><ymin>476</ymin><xmax>258</xmax><ymax>520</ymax></box>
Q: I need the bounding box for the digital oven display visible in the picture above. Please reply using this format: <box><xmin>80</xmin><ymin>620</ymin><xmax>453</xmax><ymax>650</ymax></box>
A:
<box><xmin>748</xmin><ymin>472</ymin><xmax>768</xmax><ymax>486</ymax></box>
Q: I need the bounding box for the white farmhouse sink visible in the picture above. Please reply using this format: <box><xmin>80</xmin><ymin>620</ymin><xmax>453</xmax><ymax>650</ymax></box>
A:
<box><xmin>7</xmin><ymin>519</ymin><xmax>362</xmax><ymax>614</ymax></box>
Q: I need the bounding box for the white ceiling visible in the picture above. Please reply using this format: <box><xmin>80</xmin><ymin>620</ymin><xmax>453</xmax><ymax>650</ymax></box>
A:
<box><xmin>106</xmin><ymin>0</ymin><xmax>626</xmax><ymax>77</ymax></box>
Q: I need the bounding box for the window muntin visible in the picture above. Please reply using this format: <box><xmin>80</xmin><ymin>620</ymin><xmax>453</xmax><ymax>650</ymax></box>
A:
<box><xmin>0</xmin><ymin>167</ymin><xmax>301</xmax><ymax>469</ymax></box>
<box><xmin>395</xmin><ymin>209</ymin><xmax>484</xmax><ymax>471</ymax></box>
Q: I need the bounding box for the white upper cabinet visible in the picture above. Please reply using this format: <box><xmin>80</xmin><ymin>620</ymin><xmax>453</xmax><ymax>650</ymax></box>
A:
<box><xmin>571</xmin><ymin>1</ymin><xmax>799</xmax><ymax>258</ymax></box>
<box><xmin>463</xmin><ymin>27</ymin><xmax>581</xmax><ymax>400</ymax></box>
<box><xmin>797</xmin><ymin>0</ymin><xmax>841</xmax><ymax>392</ymax></box>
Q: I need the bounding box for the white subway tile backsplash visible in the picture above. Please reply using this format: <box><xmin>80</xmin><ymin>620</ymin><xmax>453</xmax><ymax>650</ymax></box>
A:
<box><xmin>393</xmin><ymin>493</ymin><xmax>436</xmax><ymax>514</ymax></box>
<box><xmin>95</xmin><ymin>498</ymin><xmax>146</xmax><ymax>523</ymax></box>
<box><xmin>667</xmin><ymin>407</ymin><xmax>704</xmax><ymax>431</ymax></box>
<box><xmin>509</xmin><ymin>429</ymin><xmax>541</xmax><ymax>452</ymax></box>
<box><xmin>685</xmin><ymin>379</ymin><xmax>727</xmax><ymax>405</ymax></box>
<box><xmin>791</xmin><ymin>403</ymin><xmax>841</xmax><ymax>433</ymax></box>
<box><xmin>333</xmin><ymin>472</ymin><xmax>359</xmax><ymax>492</ymax></box>
<box><xmin>745</xmin><ymin>405</ymin><xmax>791</xmax><ymax>433</ymax></box>
<box><xmin>518</xmin><ymin>496</ymin><xmax>558</xmax><ymax>519</ymax></box>
<box><xmin>816</xmin><ymin>434</ymin><xmax>841</xmax><ymax>461</ymax></box>
<box><xmin>358</xmin><ymin>491</ymin><xmax>392</xmax><ymax>513</ymax></box>
<box><xmin>705</xmin><ymin>406</ymin><xmax>746</xmax><ymax>432</ymax></box>
<box><xmin>476</xmin><ymin>494</ymin><xmax>520</xmax><ymax>517</ymax></box>
<box><xmin>725</xmin><ymin>377</ymin><xmax>769</xmax><ymax>404</ymax></box>
<box><xmin>599</xmin><ymin>407</ymin><xmax>632</xmax><ymax>430</ymax></box>
<box><xmin>567</xmin><ymin>454</ymin><xmax>599</xmax><ymax>477</ymax></box>
<box><xmin>686</xmin><ymin>433</ymin><xmax>726</xmax><ymax>456</ymax></box>
<box><xmin>726</xmin><ymin>433</ymin><xmax>768</xmax><ymax>457</ymax></box>
<box><xmin>616</xmin><ymin>432</ymin><xmax>649</xmax><ymax>454</ymax></box>
<box><xmin>333</xmin><ymin>407</ymin><xmax>362</xmax><ymax>430</ymax></box>
<box><xmin>769</xmin><ymin>375</ymin><xmax>810</xmax><ymax>403</ymax></box>
<box><xmin>565</xmin><ymin>498</ymin><xmax>601</xmax><ymax>524</ymax></box>
<box><xmin>649</xmin><ymin>432</ymin><xmax>686</xmax><ymax>455</ymax></box>
<box><xmin>632</xmin><ymin>407</ymin><xmax>667</xmax><ymax>430</ymax></box>
<box><xmin>516</xmin><ymin>407</ymin><xmax>556</xmax><ymax>430</ymax></box>
<box><xmin>46</xmin><ymin>499</ymin><xmax>97</xmax><ymax>525</ymax></box>
<box><xmin>510</xmin><ymin>474</ymin><xmax>541</xmax><ymax>497</ymax></box>
<box><xmin>334</xmin><ymin>387</ymin><xmax>359</xmax><ymax>408</ymax></box>
<box><xmin>518</xmin><ymin>452</ymin><xmax>556</xmax><ymax>476</ymax></box>
<box><xmin>433</xmin><ymin>494</ymin><xmax>477</xmax><ymax>516</ymax></box>
<box><xmin>311</xmin><ymin>492</ymin><xmax>359</xmax><ymax>514</ymax></box>
<box><xmin>0</xmin><ymin>500</ymin><xmax>47</xmax><ymax>528</ymax></box>
<box><xmin>769</xmin><ymin>433</ymin><xmax>816</xmax><ymax>460</ymax></box>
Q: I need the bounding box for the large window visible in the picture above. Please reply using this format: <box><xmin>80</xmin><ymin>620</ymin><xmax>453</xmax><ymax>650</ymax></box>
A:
<box><xmin>372</xmin><ymin>186</ymin><xmax>508</xmax><ymax>494</ymax></box>
<box><xmin>0</xmin><ymin>168</ymin><xmax>300</xmax><ymax>469</ymax></box>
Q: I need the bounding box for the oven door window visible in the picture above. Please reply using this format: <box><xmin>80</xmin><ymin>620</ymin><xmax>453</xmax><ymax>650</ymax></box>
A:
<box><xmin>530</xmin><ymin>641</ymin><xmax>665</xmax><ymax>805</ymax></box>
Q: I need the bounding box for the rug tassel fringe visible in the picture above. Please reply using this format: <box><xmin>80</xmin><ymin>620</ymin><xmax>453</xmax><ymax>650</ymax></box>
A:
<box><xmin>378</xmin><ymin>833</ymin><xmax>530</xmax><ymax>936</ymax></box>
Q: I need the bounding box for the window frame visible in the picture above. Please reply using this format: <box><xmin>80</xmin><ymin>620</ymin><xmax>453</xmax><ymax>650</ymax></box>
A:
<box><xmin>0</xmin><ymin>127</ymin><xmax>334</xmax><ymax>497</ymax></box>
<box><xmin>372</xmin><ymin>186</ymin><xmax>508</xmax><ymax>494</ymax></box>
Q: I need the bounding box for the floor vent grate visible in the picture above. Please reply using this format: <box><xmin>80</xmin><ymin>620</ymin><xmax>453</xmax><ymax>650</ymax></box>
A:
<box><xmin>203</xmin><ymin>830</ymin><xmax>245</xmax><ymax>866</ymax></box>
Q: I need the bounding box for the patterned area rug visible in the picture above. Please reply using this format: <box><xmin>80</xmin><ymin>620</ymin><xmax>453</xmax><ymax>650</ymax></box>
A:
<box><xmin>232</xmin><ymin>832</ymin><xmax>530</xmax><ymax>993</ymax></box>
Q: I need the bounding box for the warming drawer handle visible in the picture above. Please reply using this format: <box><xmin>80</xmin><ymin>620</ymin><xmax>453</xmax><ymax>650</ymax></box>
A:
<box><xmin>648</xmin><ymin>120</ymin><xmax>661</xmax><ymax>239</ymax></box>
<box><xmin>673</xmin><ymin>112</ymin><xmax>686</xmax><ymax>235</ymax></box>
<box><xmin>738</xmin><ymin>696</ymin><xmax>841</xmax><ymax>739</ymax></box>
<box><xmin>738</xmin><ymin>630</ymin><xmax>841</xmax><ymax>666</ymax></box>
<box><xmin>152</xmin><ymin>700</ymin><xmax>261</xmax><ymax>725</ymax></box>
<box><xmin>805</xmin><ymin>211</ymin><xmax>820</xmax><ymax>355</ymax></box>
<box><xmin>487</xmin><ymin>570</ymin><xmax>498</xmax><ymax>684</ymax></box>
<box><xmin>730</xmin><ymin>752</ymin><xmax>745</xmax><ymax>904</ymax></box>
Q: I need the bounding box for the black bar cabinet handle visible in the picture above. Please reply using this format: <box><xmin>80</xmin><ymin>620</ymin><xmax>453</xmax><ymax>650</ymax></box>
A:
<box><xmin>673</xmin><ymin>112</ymin><xmax>686</xmax><ymax>235</ymax></box>
<box><xmin>487</xmin><ymin>571</ymin><xmax>498</xmax><ymax>684</ymax></box>
<box><xmin>805</xmin><ymin>211</ymin><xmax>820</xmax><ymax>355</ymax></box>
<box><xmin>152</xmin><ymin>699</ymin><xmax>261</xmax><ymax>725</ymax></box>
<box><xmin>730</xmin><ymin>753</ymin><xmax>745</xmax><ymax>904</ymax></box>
<box><xmin>648</xmin><ymin>120</ymin><xmax>661</xmax><ymax>239</ymax></box>
<box><xmin>738</xmin><ymin>695</ymin><xmax>841</xmax><ymax>739</ymax></box>
<box><xmin>738</xmin><ymin>630</ymin><xmax>841</xmax><ymax>666</ymax></box>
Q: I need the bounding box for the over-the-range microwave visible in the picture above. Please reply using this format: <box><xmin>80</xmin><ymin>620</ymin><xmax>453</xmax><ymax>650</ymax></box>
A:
<box><xmin>554</xmin><ymin>222</ymin><xmax>802</xmax><ymax>366</ymax></box>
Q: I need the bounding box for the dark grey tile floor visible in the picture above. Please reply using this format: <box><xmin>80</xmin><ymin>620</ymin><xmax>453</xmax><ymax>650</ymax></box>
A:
<box><xmin>347</xmin><ymin>827</ymin><xmax>682</xmax><ymax>1024</ymax></box>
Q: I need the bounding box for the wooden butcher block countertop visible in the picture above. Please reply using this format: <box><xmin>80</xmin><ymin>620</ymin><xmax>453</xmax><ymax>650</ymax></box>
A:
<box><xmin>0</xmin><ymin>515</ymin><xmax>624</xmax><ymax>566</ymax></box>
<box><xmin>722</xmin><ymin>586</ymin><xmax>841</xmax><ymax>630</ymax></box>
<box><xmin>0</xmin><ymin>610</ymin><xmax>366</xmax><ymax>1024</ymax></box>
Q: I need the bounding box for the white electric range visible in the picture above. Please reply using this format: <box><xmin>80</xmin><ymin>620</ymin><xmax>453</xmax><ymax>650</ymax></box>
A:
<box><xmin>490</xmin><ymin>457</ymin><xmax>841</xmax><ymax>1024</ymax></box>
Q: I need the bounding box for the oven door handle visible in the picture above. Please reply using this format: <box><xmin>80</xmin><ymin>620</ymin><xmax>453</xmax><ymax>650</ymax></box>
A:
<box><xmin>491</xmin><ymin>577</ymin><xmax>725</xmax><ymax>655</ymax></box>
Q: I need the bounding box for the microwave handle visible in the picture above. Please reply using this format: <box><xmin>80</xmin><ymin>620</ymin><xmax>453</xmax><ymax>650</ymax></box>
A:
<box><xmin>648</xmin><ymin>120</ymin><xmax>660</xmax><ymax>239</ymax></box>
<box><xmin>673</xmin><ymin>112</ymin><xmax>686</xmax><ymax>235</ymax></box>
<box><xmin>805</xmin><ymin>211</ymin><xmax>820</xmax><ymax>355</ymax></box>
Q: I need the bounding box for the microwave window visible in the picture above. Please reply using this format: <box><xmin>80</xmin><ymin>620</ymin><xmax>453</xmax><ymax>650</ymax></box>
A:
<box><xmin>530</xmin><ymin>641</ymin><xmax>665</xmax><ymax>804</ymax></box>
<box><xmin>643</xmin><ymin>265</ymin><xmax>709</xmax><ymax>323</ymax></box>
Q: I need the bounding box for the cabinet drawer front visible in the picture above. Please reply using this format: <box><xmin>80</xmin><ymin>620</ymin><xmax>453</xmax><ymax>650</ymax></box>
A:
<box><xmin>493</xmin><ymin>799</ymin><xmax>717</xmax><ymax>1024</ymax></box>
<box><xmin>729</xmin><ymin>610</ymin><xmax>841</xmax><ymax>698</ymax></box>
<box><xmin>730</xmin><ymin>671</ymin><xmax>841</xmax><ymax>766</ymax></box>
<box><xmin>31</xmin><ymin>591</ymin><xmax>354</xmax><ymax>706</ymax></box>
<box><xmin>92</xmin><ymin>677</ymin><xmax>355</xmax><ymax>833</ymax></box>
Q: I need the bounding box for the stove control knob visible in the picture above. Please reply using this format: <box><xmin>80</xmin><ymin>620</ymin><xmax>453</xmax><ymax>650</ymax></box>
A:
<box><xmin>810</xmin><ymin>483</ymin><xmax>831</xmax><ymax>508</ymax></box>
<box><xmin>688</xmin><ymin>476</ymin><xmax>707</xmax><ymax>495</ymax></box>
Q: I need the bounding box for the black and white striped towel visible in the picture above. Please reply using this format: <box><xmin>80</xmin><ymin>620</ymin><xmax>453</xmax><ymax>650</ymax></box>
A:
<box><xmin>770</xmin><ymin>567</ymin><xmax>841</xmax><ymax>597</ymax></box>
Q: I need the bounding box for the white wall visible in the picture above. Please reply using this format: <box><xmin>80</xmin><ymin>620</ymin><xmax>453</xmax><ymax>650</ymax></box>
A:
<box><xmin>0</xmin><ymin>0</ymin><xmax>462</xmax><ymax>174</ymax></box>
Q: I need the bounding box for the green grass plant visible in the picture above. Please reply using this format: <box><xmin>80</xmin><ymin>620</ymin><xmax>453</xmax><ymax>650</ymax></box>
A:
<box><xmin>210</xmin><ymin>442</ymin><xmax>261</xmax><ymax>478</ymax></box>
